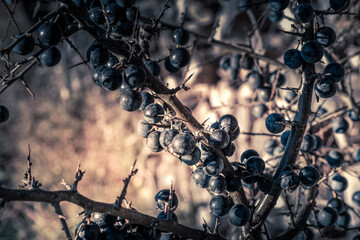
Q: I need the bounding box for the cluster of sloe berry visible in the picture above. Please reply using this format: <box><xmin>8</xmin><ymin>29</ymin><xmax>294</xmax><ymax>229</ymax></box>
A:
<box><xmin>74</xmin><ymin>189</ymin><xmax>183</xmax><ymax>239</ymax></box>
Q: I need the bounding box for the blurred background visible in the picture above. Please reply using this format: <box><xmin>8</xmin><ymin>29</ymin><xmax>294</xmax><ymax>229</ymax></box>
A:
<box><xmin>0</xmin><ymin>0</ymin><xmax>359</xmax><ymax>239</ymax></box>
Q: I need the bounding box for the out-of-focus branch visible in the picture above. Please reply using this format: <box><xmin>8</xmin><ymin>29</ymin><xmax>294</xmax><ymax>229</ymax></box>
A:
<box><xmin>115</xmin><ymin>159</ymin><xmax>138</xmax><ymax>208</ymax></box>
<box><xmin>52</xmin><ymin>202</ymin><xmax>72</xmax><ymax>240</ymax></box>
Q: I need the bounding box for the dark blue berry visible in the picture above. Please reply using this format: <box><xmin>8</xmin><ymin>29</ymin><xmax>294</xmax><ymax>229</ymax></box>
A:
<box><xmin>280</xmin><ymin>130</ymin><xmax>291</xmax><ymax>147</ymax></box>
<box><xmin>209</xmin><ymin>195</ymin><xmax>232</xmax><ymax>217</ymax></box>
<box><xmin>155</xmin><ymin>189</ymin><xmax>178</xmax><ymax>211</ymax></box>
<box><xmin>315</xmin><ymin>27</ymin><xmax>336</xmax><ymax>47</ymax></box>
<box><xmin>99</xmin><ymin>68</ymin><xmax>122</xmax><ymax>91</ymax></box>
<box><xmin>192</xmin><ymin>167</ymin><xmax>210</xmax><ymax>188</ymax></box>
<box><xmin>348</xmin><ymin>110</ymin><xmax>360</xmax><ymax>122</ymax></box>
<box><xmin>146</xmin><ymin>131</ymin><xmax>163</xmax><ymax>152</ymax></box>
<box><xmin>87</xmin><ymin>42</ymin><xmax>110</xmax><ymax>67</ymax></box>
<box><xmin>76</xmin><ymin>221</ymin><xmax>100</xmax><ymax>240</ymax></box>
<box><xmin>39</xmin><ymin>47</ymin><xmax>61</xmax><ymax>67</ymax></box>
<box><xmin>294</xmin><ymin>3</ymin><xmax>314</xmax><ymax>24</ymax></box>
<box><xmin>159</xmin><ymin>129</ymin><xmax>179</xmax><ymax>148</ymax></box>
<box><xmin>228</xmin><ymin>204</ymin><xmax>250</xmax><ymax>226</ymax></box>
<box><xmin>106</xmin><ymin>55</ymin><xmax>119</xmax><ymax>68</ymax></box>
<box><xmin>222</xmin><ymin>142</ymin><xmax>236</xmax><ymax>157</ymax></box>
<box><xmin>210</xmin><ymin>129</ymin><xmax>230</xmax><ymax>149</ymax></box>
<box><xmin>13</xmin><ymin>33</ymin><xmax>35</xmax><ymax>55</ymax></box>
<box><xmin>169</xmin><ymin>47</ymin><xmax>191</xmax><ymax>68</ymax></box>
<box><xmin>241</xmin><ymin>149</ymin><xmax>259</xmax><ymax>163</ymax></box>
<box><xmin>265</xmin><ymin>113</ymin><xmax>286</xmax><ymax>134</ymax></box>
<box><xmin>300</xmin><ymin>134</ymin><xmax>314</xmax><ymax>152</ymax></box>
<box><xmin>324</xmin><ymin>63</ymin><xmax>345</xmax><ymax>83</ymax></box>
<box><xmin>181</xmin><ymin>146</ymin><xmax>201</xmax><ymax>166</ymax></box>
<box><xmin>118</xmin><ymin>89</ymin><xmax>142</xmax><ymax>111</ymax></box>
<box><xmin>144</xmin><ymin>103</ymin><xmax>164</xmax><ymax>124</ymax></box>
<box><xmin>157</xmin><ymin>212</ymin><xmax>178</xmax><ymax>222</ymax></box>
<box><xmin>353</xmin><ymin>191</ymin><xmax>360</xmax><ymax>206</ymax></box>
<box><xmin>226</xmin><ymin>175</ymin><xmax>242</xmax><ymax>192</ymax></box>
<box><xmin>171</xmin><ymin>133</ymin><xmax>196</xmax><ymax>156</ymax></box>
<box><xmin>352</xmin><ymin>148</ymin><xmax>360</xmax><ymax>162</ymax></box>
<box><xmin>92</xmin><ymin>66</ymin><xmax>106</xmax><ymax>87</ymax></box>
<box><xmin>172</xmin><ymin>28</ymin><xmax>190</xmax><ymax>46</ymax></box>
<box><xmin>330</xmin><ymin>0</ymin><xmax>350</xmax><ymax>12</ymax></box>
<box><xmin>284</xmin><ymin>49</ymin><xmax>303</xmax><ymax>69</ymax></box>
<box><xmin>245</xmin><ymin>156</ymin><xmax>265</xmax><ymax>175</ymax></box>
<box><xmin>209</xmin><ymin>175</ymin><xmax>227</xmax><ymax>193</ymax></box>
<box><xmin>314</xmin><ymin>78</ymin><xmax>337</xmax><ymax>98</ymax></box>
<box><xmin>164</xmin><ymin>57</ymin><xmax>180</xmax><ymax>73</ymax></box>
<box><xmin>124</xmin><ymin>65</ymin><xmax>147</xmax><ymax>88</ymax></box>
<box><xmin>203</xmin><ymin>155</ymin><xmax>224</xmax><ymax>176</ymax></box>
<box><xmin>89</xmin><ymin>7</ymin><xmax>105</xmax><ymax>26</ymax></box>
<box><xmin>336</xmin><ymin>211</ymin><xmax>351</xmax><ymax>228</ymax></box>
<box><xmin>126</xmin><ymin>6</ymin><xmax>137</xmax><ymax>22</ymax></box>
<box><xmin>301</xmin><ymin>41</ymin><xmax>323</xmax><ymax>64</ymax></box>
<box><xmin>37</xmin><ymin>22</ymin><xmax>63</xmax><ymax>47</ymax></box>
<box><xmin>299</xmin><ymin>166</ymin><xmax>320</xmax><ymax>188</ymax></box>
<box><xmin>280</xmin><ymin>170</ymin><xmax>300</xmax><ymax>192</ymax></box>
<box><xmin>269</xmin><ymin>71</ymin><xmax>286</xmax><ymax>87</ymax></box>
<box><xmin>219</xmin><ymin>114</ymin><xmax>238</xmax><ymax>134</ymax></box>
<box><xmin>269</xmin><ymin>10</ymin><xmax>284</xmax><ymax>22</ymax></box>
<box><xmin>137</xmin><ymin>119</ymin><xmax>152</xmax><ymax>138</ymax></box>
<box><xmin>268</xmin><ymin>0</ymin><xmax>289</xmax><ymax>12</ymax></box>
<box><xmin>105</xmin><ymin>3</ymin><xmax>122</xmax><ymax>23</ymax></box>
<box><xmin>219</xmin><ymin>57</ymin><xmax>231</xmax><ymax>70</ymax></box>
<box><xmin>92</xmin><ymin>212</ymin><xmax>117</xmax><ymax>229</ymax></box>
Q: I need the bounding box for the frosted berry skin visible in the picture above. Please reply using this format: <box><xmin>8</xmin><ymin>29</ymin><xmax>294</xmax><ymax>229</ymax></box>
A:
<box><xmin>315</xmin><ymin>27</ymin><xmax>336</xmax><ymax>47</ymax></box>
<box><xmin>301</xmin><ymin>41</ymin><xmax>324</xmax><ymax>64</ymax></box>
<box><xmin>228</xmin><ymin>204</ymin><xmax>251</xmax><ymax>226</ymax></box>
<box><xmin>268</xmin><ymin>0</ymin><xmax>289</xmax><ymax>12</ymax></box>
<box><xmin>265</xmin><ymin>113</ymin><xmax>286</xmax><ymax>134</ymax></box>
<box><xmin>203</xmin><ymin>155</ymin><xmax>224</xmax><ymax>176</ymax></box>
<box><xmin>314</xmin><ymin>78</ymin><xmax>337</xmax><ymax>98</ymax></box>
<box><xmin>192</xmin><ymin>167</ymin><xmax>211</xmax><ymax>188</ymax></box>
<box><xmin>209</xmin><ymin>129</ymin><xmax>230</xmax><ymax>149</ymax></box>
<box><xmin>171</xmin><ymin>133</ymin><xmax>196</xmax><ymax>156</ymax></box>
<box><xmin>154</xmin><ymin>189</ymin><xmax>178</xmax><ymax>211</ymax></box>
<box><xmin>209</xmin><ymin>195</ymin><xmax>232</xmax><ymax>217</ymax></box>
<box><xmin>144</xmin><ymin>103</ymin><xmax>164</xmax><ymax>124</ymax></box>
<box><xmin>169</xmin><ymin>47</ymin><xmax>191</xmax><ymax>68</ymax></box>
<box><xmin>146</xmin><ymin>131</ymin><xmax>163</xmax><ymax>152</ymax></box>
<box><xmin>283</xmin><ymin>49</ymin><xmax>303</xmax><ymax>69</ymax></box>
<box><xmin>118</xmin><ymin>89</ymin><xmax>142</xmax><ymax>111</ymax></box>
<box><xmin>124</xmin><ymin>65</ymin><xmax>147</xmax><ymax>88</ymax></box>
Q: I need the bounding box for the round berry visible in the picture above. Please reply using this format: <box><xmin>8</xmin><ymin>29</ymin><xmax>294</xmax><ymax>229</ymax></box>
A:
<box><xmin>87</xmin><ymin>42</ymin><xmax>110</xmax><ymax>67</ymax></box>
<box><xmin>315</xmin><ymin>27</ymin><xmax>336</xmax><ymax>47</ymax></box>
<box><xmin>37</xmin><ymin>22</ymin><xmax>63</xmax><ymax>47</ymax></box>
<box><xmin>146</xmin><ymin>131</ymin><xmax>163</xmax><ymax>152</ymax></box>
<box><xmin>99</xmin><ymin>68</ymin><xmax>122</xmax><ymax>91</ymax></box>
<box><xmin>265</xmin><ymin>113</ymin><xmax>286</xmax><ymax>134</ymax></box>
<box><xmin>327</xmin><ymin>198</ymin><xmax>344</xmax><ymax>213</ymax></box>
<box><xmin>137</xmin><ymin>119</ymin><xmax>153</xmax><ymax>138</ymax></box>
<box><xmin>209</xmin><ymin>195</ymin><xmax>232</xmax><ymax>217</ymax></box>
<box><xmin>172</xmin><ymin>28</ymin><xmax>190</xmax><ymax>45</ymax></box>
<box><xmin>280</xmin><ymin>130</ymin><xmax>291</xmax><ymax>147</ymax></box>
<box><xmin>228</xmin><ymin>204</ymin><xmax>251</xmax><ymax>226</ymax></box>
<box><xmin>169</xmin><ymin>47</ymin><xmax>191</xmax><ymax>68</ymax></box>
<box><xmin>192</xmin><ymin>167</ymin><xmax>211</xmax><ymax>188</ymax></box>
<box><xmin>155</xmin><ymin>189</ymin><xmax>178</xmax><ymax>211</ymax></box>
<box><xmin>301</xmin><ymin>41</ymin><xmax>324</xmax><ymax>64</ymax></box>
<box><xmin>284</xmin><ymin>49</ymin><xmax>303</xmax><ymax>69</ymax></box>
<box><xmin>209</xmin><ymin>175</ymin><xmax>227</xmax><ymax>193</ymax></box>
<box><xmin>240</xmin><ymin>149</ymin><xmax>259</xmax><ymax>163</ymax></box>
<box><xmin>280</xmin><ymin>170</ymin><xmax>300</xmax><ymax>192</ymax></box>
<box><xmin>268</xmin><ymin>0</ymin><xmax>289</xmax><ymax>12</ymax></box>
<box><xmin>13</xmin><ymin>33</ymin><xmax>35</xmax><ymax>55</ymax></box>
<box><xmin>245</xmin><ymin>156</ymin><xmax>265</xmax><ymax>175</ymax></box>
<box><xmin>145</xmin><ymin>60</ymin><xmax>161</xmax><ymax>77</ymax></box>
<box><xmin>203</xmin><ymin>155</ymin><xmax>224</xmax><ymax>176</ymax></box>
<box><xmin>144</xmin><ymin>103</ymin><xmax>165</xmax><ymax>124</ymax></box>
<box><xmin>171</xmin><ymin>133</ymin><xmax>196</xmax><ymax>156</ymax></box>
<box><xmin>326</xmin><ymin>150</ymin><xmax>344</xmax><ymax>168</ymax></box>
<box><xmin>294</xmin><ymin>3</ymin><xmax>314</xmax><ymax>24</ymax></box>
<box><xmin>118</xmin><ymin>89</ymin><xmax>142</xmax><ymax>111</ymax></box>
<box><xmin>181</xmin><ymin>146</ymin><xmax>201</xmax><ymax>166</ymax></box>
<box><xmin>124</xmin><ymin>65</ymin><xmax>147</xmax><ymax>88</ymax></box>
<box><xmin>314</xmin><ymin>78</ymin><xmax>337</xmax><ymax>98</ymax></box>
<box><xmin>330</xmin><ymin>0</ymin><xmax>350</xmax><ymax>12</ymax></box>
<box><xmin>39</xmin><ymin>47</ymin><xmax>61</xmax><ymax>67</ymax></box>
<box><xmin>299</xmin><ymin>166</ymin><xmax>320</xmax><ymax>188</ymax></box>
<box><xmin>210</xmin><ymin>129</ymin><xmax>230</xmax><ymax>149</ymax></box>
<box><xmin>332</xmin><ymin>117</ymin><xmax>349</xmax><ymax>133</ymax></box>
<box><xmin>324</xmin><ymin>63</ymin><xmax>345</xmax><ymax>83</ymax></box>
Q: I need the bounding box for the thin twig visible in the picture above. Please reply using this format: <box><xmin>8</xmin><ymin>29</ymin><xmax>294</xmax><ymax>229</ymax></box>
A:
<box><xmin>115</xmin><ymin>159</ymin><xmax>138</xmax><ymax>207</ymax></box>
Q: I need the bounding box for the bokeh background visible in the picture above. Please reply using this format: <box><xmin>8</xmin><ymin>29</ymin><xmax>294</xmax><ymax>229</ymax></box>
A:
<box><xmin>0</xmin><ymin>0</ymin><xmax>360</xmax><ymax>239</ymax></box>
